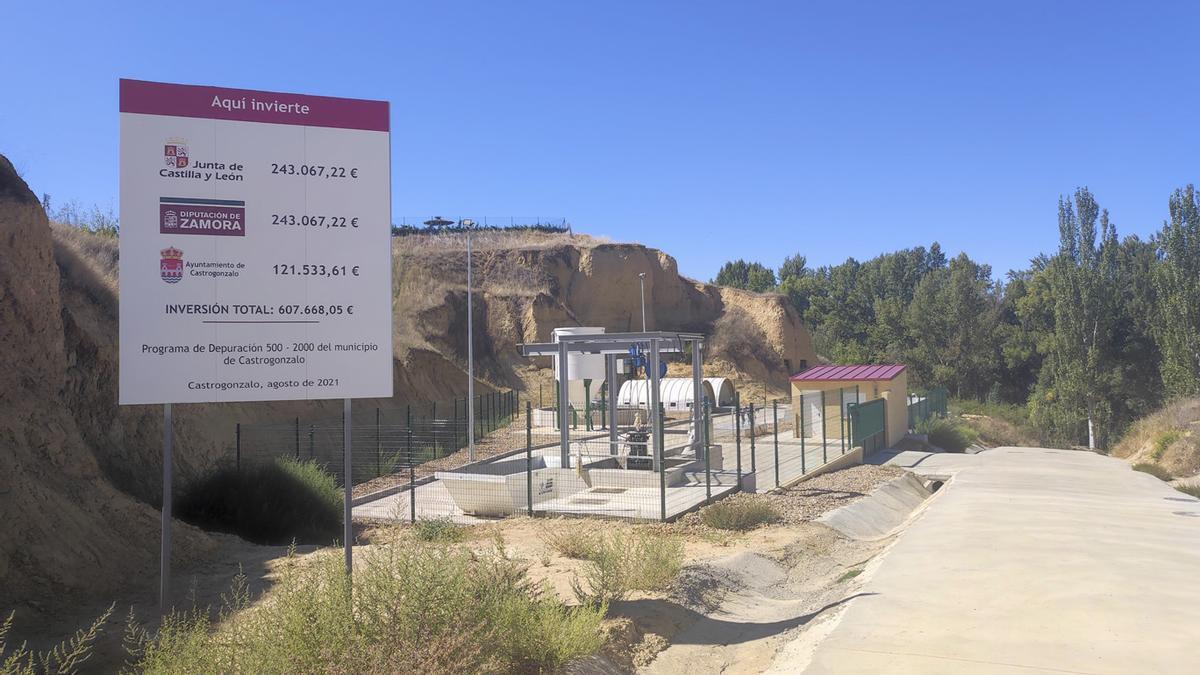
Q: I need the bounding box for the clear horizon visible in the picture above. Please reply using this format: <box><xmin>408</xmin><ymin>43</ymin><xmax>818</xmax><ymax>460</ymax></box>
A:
<box><xmin>2</xmin><ymin>1</ymin><xmax>1197</xmax><ymax>281</ymax></box>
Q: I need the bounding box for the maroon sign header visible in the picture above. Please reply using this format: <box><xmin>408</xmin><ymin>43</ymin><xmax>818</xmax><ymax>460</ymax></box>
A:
<box><xmin>120</xmin><ymin>79</ymin><xmax>389</xmax><ymax>132</ymax></box>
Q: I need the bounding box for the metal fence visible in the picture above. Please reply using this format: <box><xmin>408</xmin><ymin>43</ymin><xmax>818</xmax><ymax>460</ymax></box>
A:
<box><xmin>234</xmin><ymin>390</ymin><xmax>519</xmax><ymax>484</ymax></box>
<box><xmin>907</xmin><ymin>387</ymin><xmax>949</xmax><ymax>429</ymax></box>
<box><xmin>850</xmin><ymin>398</ymin><xmax>887</xmax><ymax>454</ymax></box>
<box><xmin>351</xmin><ymin>386</ymin><xmax>871</xmax><ymax>525</ymax></box>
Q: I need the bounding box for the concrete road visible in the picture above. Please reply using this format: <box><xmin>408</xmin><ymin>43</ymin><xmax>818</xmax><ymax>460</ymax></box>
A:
<box><xmin>796</xmin><ymin>447</ymin><xmax>1200</xmax><ymax>674</ymax></box>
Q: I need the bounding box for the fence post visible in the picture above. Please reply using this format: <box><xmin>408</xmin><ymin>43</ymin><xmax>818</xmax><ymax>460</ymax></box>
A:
<box><xmin>703</xmin><ymin>399</ymin><xmax>712</xmax><ymax>502</ymax></box>
<box><xmin>308</xmin><ymin>424</ymin><xmax>315</xmax><ymax>459</ymax></box>
<box><xmin>453</xmin><ymin>398</ymin><xmax>459</xmax><ymax>450</ymax></box>
<box><xmin>749</xmin><ymin>403</ymin><xmax>757</xmax><ymax>474</ymax></box>
<box><xmin>659</xmin><ymin>402</ymin><xmax>667</xmax><ymax>523</ymax></box>
<box><xmin>800</xmin><ymin>392</ymin><xmax>807</xmax><ymax>474</ymax></box>
<box><xmin>375</xmin><ymin>407</ymin><xmax>381</xmax><ymax>478</ymax></box>
<box><xmin>883</xmin><ymin>399</ymin><xmax>889</xmax><ymax>449</ymax></box>
<box><xmin>772</xmin><ymin>399</ymin><xmax>780</xmax><ymax>489</ymax></box>
<box><xmin>848</xmin><ymin>403</ymin><xmax>855</xmax><ymax>452</ymax></box>
<box><xmin>600</xmin><ymin>384</ymin><xmax>607</xmax><ymax>430</ymax></box>
<box><xmin>840</xmin><ymin>387</ymin><xmax>847</xmax><ymax>456</ymax></box>
<box><xmin>294</xmin><ymin>417</ymin><xmax>300</xmax><ymax>460</ymax></box>
<box><xmin>235</xmin><ymin>423</ymin><xmax>241</xmax><ymax>472</ymax></box>
<box><xmin>526</xmin><ymin>401</ymin><xmax>534</xmax><ymax>517</ymax></box>
<box><xmin>821</xmin><ymin>390</ymin><xmax>828</xmax><ymax>464</ymax></box>
<box><xmin>407</xmin><ymin>428</ymin><xmax>415</xmax><ymax>524</ymax></box>
<box><xmin>734</xmin><ymin>392</ymin><xmax>742</xmax><ymax>491</ymax></box>
<box><xmin>432</xmin><ymin>401</ymin><xmax>438</xmax><ymax>457</ymax></box>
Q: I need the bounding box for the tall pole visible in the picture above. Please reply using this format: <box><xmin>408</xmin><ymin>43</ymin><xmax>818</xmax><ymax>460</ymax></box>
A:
<box><xmin>691</xmin><ymin>339</ymin><xmax>704</xmax><ymax>455</ymax></box>
<box><xmin>649</xmin><ymin>339</ymin><xmax>662</xmax><ymax>473</ymax></box>
<box><xmin>466</xmin><ymin>224</ymin><xmax>476</xmax><ymax>461</ymax></box>
<box><xmin>160</xmin><ymin>403</ymin><xmax>172</xmax><ymax>612</ymax></box>
<box><xmin>607</xmin><ymin>353</ymin><xmax>619</xmax><ymax>455</ymax></box>
<box><xmin>638</xmin><ymin>272</ymin><xmax>647</xmax><ymax>331</ymax></box>
<box><xmin>557</xmin><ymin>340</ymin><xmax>571</xmax><ymax>467</ymax></box>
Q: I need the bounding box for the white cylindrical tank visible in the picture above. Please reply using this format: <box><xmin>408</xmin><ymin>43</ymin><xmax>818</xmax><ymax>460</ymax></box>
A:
<box><xmin>704</xmin><ymin>378</ymin><xmax>736</xmax><ymax>406</ymax></box>
<box><xmin>552</xmin><ymin>327</ymin><xmax>606</xmax><ymax>382</ymax></box>
<box><xmin>618</xmin><ymin>378</ymin><xmax>715</xmax><ymax>411</ymax></box>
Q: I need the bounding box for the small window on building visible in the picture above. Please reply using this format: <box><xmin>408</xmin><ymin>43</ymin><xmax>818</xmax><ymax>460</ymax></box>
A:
<box><xmin>799</xmin><ymin>359</ymin><xmax>808</xmax><ymax>371</ymax></box>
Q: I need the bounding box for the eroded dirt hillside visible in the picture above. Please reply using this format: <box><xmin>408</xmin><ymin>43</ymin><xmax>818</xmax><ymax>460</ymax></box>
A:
<box><xmin>0</xmin><ymin>156</ymin><xmax>214</xmax><ymax>610</ymax></box>
<box><xmin>392</xmin><ymin>232</ymin><xmax>817</xmax><ymax>399</ymax></box>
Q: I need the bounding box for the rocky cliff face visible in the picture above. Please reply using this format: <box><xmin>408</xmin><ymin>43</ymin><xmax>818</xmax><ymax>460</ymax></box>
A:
<box><xmin>394</xmin><ymin>235</ymin><xmax>816</xmax><ymax>394</ymax></box>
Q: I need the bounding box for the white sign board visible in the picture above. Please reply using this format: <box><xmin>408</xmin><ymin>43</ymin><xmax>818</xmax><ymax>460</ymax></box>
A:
<box><xmin>118</xmin><ymin>79</ymin><xmax>393</xmax><ymax>404</ymax></box>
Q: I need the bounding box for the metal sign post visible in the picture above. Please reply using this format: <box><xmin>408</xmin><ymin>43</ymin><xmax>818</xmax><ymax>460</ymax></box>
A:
<box><xmin>343</xmin><ymin>398</ymin><xmax>353</xmax><ymax>576</ymax></box>
<box><xmin>160</xmin><ymin>403</ymin><xmax>172</xmax><ymax>612</ymax></box>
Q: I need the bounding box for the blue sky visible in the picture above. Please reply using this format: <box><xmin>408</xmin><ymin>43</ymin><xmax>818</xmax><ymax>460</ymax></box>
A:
<box><xmin>2</xmin><ymin>1</ymin><xmax>1197</xmax><ymax>281</ymax></box>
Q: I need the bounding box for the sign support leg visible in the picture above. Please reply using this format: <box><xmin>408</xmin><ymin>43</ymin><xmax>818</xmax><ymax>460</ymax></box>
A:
<box><xmin>160</xmin><ymin>403</ymin><xmax>172</xmax><ymax>613</ymax></box>
<box><xmin>343</xmin><ymin>398</ymin><xmax>353</xmax><ymax>577</ymax></box>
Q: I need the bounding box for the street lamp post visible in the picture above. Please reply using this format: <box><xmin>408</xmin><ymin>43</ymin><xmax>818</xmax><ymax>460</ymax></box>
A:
<box><xmin>426</xmin><ymin>216</ymin><xmax>474</xmax><ymax>460</ymax></box>
<box><xmin>462</xmin><ymin>219</ymin><xmax>476</xmax><ymax>461</ymax></box>
<box><xmin>638</xmin><ymin>272</ymin><xmax>647</xmax><ymax>331</ymax></box>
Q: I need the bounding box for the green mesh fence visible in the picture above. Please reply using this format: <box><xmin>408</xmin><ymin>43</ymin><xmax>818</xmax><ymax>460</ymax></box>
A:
<box><xmin>850</xmin><ymin>398</ymin><xmax>886</xmax><ymax>453</ymax></box>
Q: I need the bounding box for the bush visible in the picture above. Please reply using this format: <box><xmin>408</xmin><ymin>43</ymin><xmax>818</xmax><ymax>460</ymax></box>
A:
<box><xmin>571</xmin><ymin>530</ymin><xmax>684</xmax><ymax>605</ymax></box>
<box><xmin>540</xmin><ymin>524</ymin><xmax>601</xmax><ymax>559</ymax></box>
<box><xmin>1152</xmin><ymin>429</ymin><xmax>1183</xmax><ymax>461</ymax></box>
<box><xmin>918</xmin><ymin>417</ymin><xmax>979</xmax><ymax>453</ymax></box>
<box><xmin>699</xmin><ymin>499</ymin><xmax>781</xmax><ymax>531</ymax></box>
<box><xmin>1176</xmin><ymin>484</ymin><xmax>1200</xmax><ymax>499</ymax></box>
<box><xmin>413</xmin><ymin>517</ymin><xmax>467</xmax><ymax>543</ymax></box>
<box><xmin>1132</xmin><ymin>462</ymin><xmax>1173</xmax><ymax>481</ymax></box>
<box><xmin>176</xmin><ymin>457</ymin><xmax>342</xmax><ymax>545</ymax></box>
<box><xmin>125</xmin><ymin>541</ymin><xmax>605</xmax><ymax>673</ymax></box>
<box><xmin>1</xmin><ymin>605</ymin><xmax>112</xmax><ymax>674</ymax></box>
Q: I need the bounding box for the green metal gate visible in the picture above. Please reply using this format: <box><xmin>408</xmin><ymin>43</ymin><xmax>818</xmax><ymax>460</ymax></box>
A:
<box><xmin>849</xmin><ymin>398</ymin><xmax>887</xmax><ymax>454</ymax></box>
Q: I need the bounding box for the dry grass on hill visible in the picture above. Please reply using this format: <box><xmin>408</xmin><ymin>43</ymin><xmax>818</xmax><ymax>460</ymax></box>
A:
<box><xmin>1112</xmin><ymin>398</ymin><xmax>1200</xmax><ymax>479</ymax></box>
<box><xmin>394</xmin><ymin>229</ymin><xmax>606</xmax><ymax>255</ymax></box>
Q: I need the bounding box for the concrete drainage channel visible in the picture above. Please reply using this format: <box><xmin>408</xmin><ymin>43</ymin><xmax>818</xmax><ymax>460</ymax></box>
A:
<box><xmin>816</xmin><ymin>472</ymin><xmax>941</xmax><ymax>541</ymax></box>
<box><xmin>635</xmin><ymin>470</ymin><xmax>942</xmax><ymax>674</ymax></box>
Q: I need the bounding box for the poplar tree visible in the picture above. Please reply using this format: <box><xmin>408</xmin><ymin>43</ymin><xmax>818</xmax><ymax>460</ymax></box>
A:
<box><xmin>1032</xmin><ymin>189</ymin><xmax>1120</xmax><ymax>448</ymax></box>
<box><xmin>1153</xmin><ymin>185</ymin><xmax>1200</xmax><ymax>398</ymax></box>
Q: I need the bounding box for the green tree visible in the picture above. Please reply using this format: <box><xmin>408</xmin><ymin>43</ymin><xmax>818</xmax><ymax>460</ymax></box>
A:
<box><xmin>905</xmin><ymin>254</ymin><xmax>1000</xmax><ymax>398</ymax></box>
<box><xmin>713</xmin><ymin>259</ymin><xmax>777</xmax><ymax>293</ymax></box>
<box><xmin>1152</xmin><ymin>185</ymin><xmax>1200</xmax><ymax>398</ymax></box>
<box><xmin>1031</xmin><ymin>189</ymin><xmax>1121</xmax><ymax>448</ymax></box>
<box><xmin>778</xmin><ymin>254</ymin><xmax>809</xmax><ymax>282</ymax></box>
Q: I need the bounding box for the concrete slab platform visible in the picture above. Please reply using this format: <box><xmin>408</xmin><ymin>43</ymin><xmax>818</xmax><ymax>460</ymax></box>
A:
<box><xmin>795</xmin><ymin>447</ymin><xmax>1200</xmax><ymax>674</ymax></box>
<box><xmin>354</xmin><ymin>467</ymin><xmax>742</xmax><ymax>523</ymax></box>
